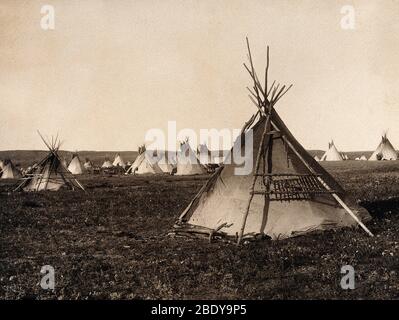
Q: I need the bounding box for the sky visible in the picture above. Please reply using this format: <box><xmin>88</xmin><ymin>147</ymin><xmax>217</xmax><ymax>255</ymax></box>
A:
<box><xmin>0</xmin><ymin>0</ymin><xmax>398</xmax><ymax>151</ymax></box>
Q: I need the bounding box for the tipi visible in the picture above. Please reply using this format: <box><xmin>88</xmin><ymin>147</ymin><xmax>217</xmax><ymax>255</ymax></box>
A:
<box><xmin>176</xmin><ymin>139</ymin><xmax>207</xmax><ymax>175</ymax></box>
<box><xmin>68</xmin><ymin>153</ymin><xmax>84</xmax><ymax>175</ymax></box>
<box><xmin>320</xmin><ymin>141</ymin><xmax>343</xmax><ymax>161</ymax></box>
<box><xmin>360</xmin><ymin>155</ymin><xmax>367</xmax><ymax>161</ymax></box>
<box><xmin>83</xmin><ymin>158</ymin><xmax>93</xmax><ymax>170</ymax></box>
<box><xmin>156</xmin><ymin>150</ymin><xmax>175</xmax><ymax>174</ymax></box>
<box><xmin>369</xmin><ymin>134</ymin><xmax>397</xmax><ymax>161</ymax></box>
<box><xmin>313</xmin><ymin>155</ymin><xmax>320</xmax><ymax>162</ymax></box>
<box><xmin>113</xmin><ymin>153</ymin><xmax>126</xmax><ymax>167</ymax></box>
<box><xmin>101</xmin><ymin>159</ymin><xmax>113</xmax><ymax>168</ymax></box>
<box><xmin>174</xmin><ymin>39</ymin><xmax>372</xmax><ymax>243</ymax></box>
<box><xmin>14</xmin><ymin>132</ymin><xmax>85</xmax><ymax>191</ymax></box>
<box><xmin>127</xmin><ymin>145</ymin><xmax>163</xmax><ymax>175</ymax></box>
<box><xmin>0</xmin><ymin>159</ymin><xmax>22</xmax><ymax>179</ymax></box>
<box><xmin>197</xmin><ymin>143</ymin><xmax>211</xmax><ymax>165</ymax></box>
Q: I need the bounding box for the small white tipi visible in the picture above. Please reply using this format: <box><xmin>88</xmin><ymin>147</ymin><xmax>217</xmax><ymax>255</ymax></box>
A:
<box><xmin>156</xmin><ymin>150</ymin><xmax>174</xmax><ymax>174</ymax></box>
<box><xmin>176</xmin><ymin>139</ymin><xmax>207</xmax><ymax>175</ymax></box>
<box><xmin>83</xmin><ymin>159</ymin><xmax>93</xmax><ymax>170</ymax></box>
<box><xmin>321</xmin><ymin>141</ymin><xmax>343</xmax><ymax>161</ymax></box>
<box><xmin>369</xmin><ymin>134</ymin><xmax>398</xmax><ymax>161</ymax></box>
<box><xmin>68</xmin><ymin>153</ymin><xmax>84</xmax><ymax>175</ymax></box>
<box><xmin>127</xmin><ymin>145</ymin><xmax>163</xmax><ymax>175</ymax></box>
<box><xmin>101</xmin><ymin>159</ymin><xmax>113</xmax><ymax>168</ymax></box>
<box><xmin>0</xmin><ymin>159</ymin><xmax>22</xmax><ymax>179</ymax></box>
<box><xmin>113</xmin><ymin>154</ymin><xmax>126</xmax><ymax>167</ymax></box>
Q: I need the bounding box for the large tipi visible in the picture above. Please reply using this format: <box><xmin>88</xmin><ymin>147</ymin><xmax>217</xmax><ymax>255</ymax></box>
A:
<box><xmin>174</xmin><ymin>40</ymin><xmax>372</xmax><ymax>243</ymax></box>
<box><xmin>127</xmin><ymin>145</ymin><xmax>163</xmax><ymax>175</ymax></box>
<box><xmin>14</xmin><ymin>133</ymin><xmax>85</xmax><ymax>192</ymax></box>
<box><xmin>113</xmin><ymin>153</ymin><xmax>126</xmax><ymax>167</ymax></box>
<box><xmin>68</xmin><ymin>153</ymin><xmax>84</xmax><ymax>175</ymax></box>
<box><xmin>0</xmin><ymin>159</ymin><xmax>22</xmax><ymax>179</ymax></box>
<box><xmin>369</xmin><ymin>134</ymin><xmax>397</xmax><ymax>161</ymax></box>
<box><xmin>320</xmin><ymin>141</ymin><xmax>343</xmax><ymax>161</ymax></box>
<box><xmin>176</xmin><ymin>139</ymin><xmax>207</xmax><ymax>175</ymax></box>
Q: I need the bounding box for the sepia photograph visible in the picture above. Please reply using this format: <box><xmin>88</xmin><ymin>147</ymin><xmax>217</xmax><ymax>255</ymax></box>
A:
<box><xmin>0</xmin><ymin>0</ymin><xmax>398</xmax><ymax>313</ymax></box>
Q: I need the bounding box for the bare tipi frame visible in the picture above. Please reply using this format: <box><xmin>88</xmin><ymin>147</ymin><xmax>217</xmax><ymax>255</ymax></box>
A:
<box><xmin>14</xmin><ymin>131</ymin><xmax>85</xmax><ymax>192</ymax></box>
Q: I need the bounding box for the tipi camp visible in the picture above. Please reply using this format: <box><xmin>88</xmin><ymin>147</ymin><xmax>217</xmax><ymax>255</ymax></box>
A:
<box><xmin>176</xmin><ymin>139</ymin><xmax>207</xmax><ymax>175</ymax></box>
<box><xmin>14</xmin><ymin>132</ymin><xmax>85</xmax><ymax>192</ymax></box>
<box><xmin>68</xmin><ymin>153</ymin><xmax>84</xmax><ymax>175</ymax></box>
<box><xmin>113</xmin><ymin>154</ymin><xmax>126</xmax><ymax>167</ymax></box>
<box><xmin>320</xmin><ymin>141</ymin><xmax>343</xmax><ymax>161</ymax></box>
<box><xmin>127</xmin><ymin>145</ymin><xmax>163</xmax><ymax>175</ymax></box>
<box><xmin>369</xmin><ymin>134</ymin><xmax>398</xmax><ymax>161</ymax></box>
<box><xmin>173</xmin><ymin>39</ymin><xmax>372</xmax><ymax>244</ymax></box>
<box><xmin>0</xmin><ymin>159</ymin><xmax>22</xmax><ymax>179</ymax></box>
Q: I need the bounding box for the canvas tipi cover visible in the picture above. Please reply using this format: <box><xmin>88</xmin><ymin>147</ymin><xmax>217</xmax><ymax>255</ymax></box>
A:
<box><xmin>101</xmin><ymin>159</ymin><xmax>113</xmax><ymax>168</ymax></box>
<box><xmin>197</xmin><ymin>144</ymin><xmax>212</xmax><ymax>165</ymax></box>
<box><xmin>127</xmin><ymin>146</ymin><xmax>163</xmax><ymax>175</ymax></box>
<box><xmin>320</xmin><ymin>141</ymin><xmax>343</xmax><ymax>161</ymax></box>
<box><xmin>369</xmin><ymin>134</ymin><xmax>397</xmax><ymax>161</ymax></box>
<box><xmin>0</xmin><ymin>160</ymin><xmax>22</xmax><ymax>179</ymax></box>
<box><xmin>113</xmin><ymin>154</ymin><xmax>126</xmax><ymax>167</ymax></box>
<box><xmin>68</xmin><ymin>153</ymin><xmax>84</xmax><ymax>175</ymax></box>
<box><xmin>175</xmin><ymin>40</ymin><xmax>371</xmax><ymax>242</ymax></box>
<box><xmin>83</xmin><ymin>159</ymin><xmax>93</xmax><ymax>169</ymax></box>
<box><xmin>156</xmin><ymin>150</ymin><xmax>174</xmax><ymax>174</ymax></box>
<box><xmin>176</xmin><ymin>141</ymin><xmax>207</xmax><ymax>175</ymax></box>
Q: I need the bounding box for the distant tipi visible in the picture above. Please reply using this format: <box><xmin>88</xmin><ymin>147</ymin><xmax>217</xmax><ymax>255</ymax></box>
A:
<box><xmin>320</xmin><ymin>141</ymin><xmax>343</xmax><ymax>161</ymax></box>
<box><xmin>369</xmin><ymin>133</ymin><xmax>397</xmax><ymax>161</ymax></box>
<box><xmin>14</xmin><ymin>132</ymin><xmax>85</xmax><ymax>191</ymax></box>
<box><xmin>101</xmin><ymin>159</ymin><xmax>113</xmax><ymax>168</ymax></box>
<box><xmin>68</xmin><ymin>153</ymin><xmax>84</xmax><ymax>175</ymax></box>
<box><xmin>127</xmin><ymin>145</ymin><xmax>163</xmax><ymax>175</ymax></box>
<box><xmin>113</xmin><ymin>154</ymin><xmax>126</xmax><ymax>167</ymax></box>
<box><xmin>0</xmin><ymin>159</ymin><xmax>22</xmax><ymax>179</ymax></box>
<box><xmin>176</xmin><ymin>139</ymin><xmax>207</xmax><ymax>175</ymax></box>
